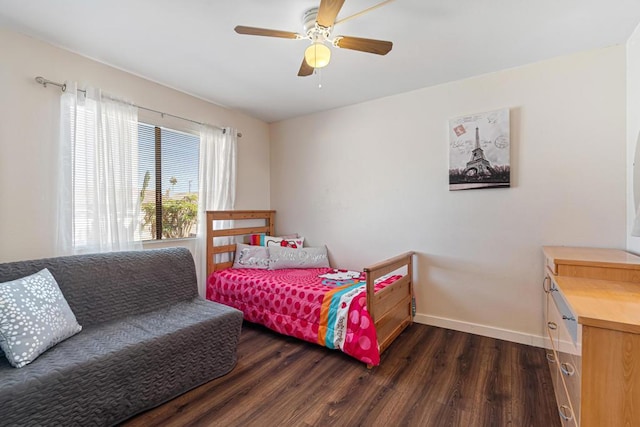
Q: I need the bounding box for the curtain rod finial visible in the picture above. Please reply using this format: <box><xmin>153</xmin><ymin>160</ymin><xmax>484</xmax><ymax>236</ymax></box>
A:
<box><xmin>35</xmin><ymin>76</ymin><xmax>66</xmax><ymax>92</ymax></box>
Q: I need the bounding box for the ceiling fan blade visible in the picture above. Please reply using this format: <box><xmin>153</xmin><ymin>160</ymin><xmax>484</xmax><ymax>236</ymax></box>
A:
<box><xmin>335</xmin><ymin>36</ymin><xmax>393</xmax><ymax>55</ymax></box>
<box><xmin>234</xmin><ymin>25</ymin><xmax>300</xmax><ymax>39</ymax></box>
<box><xmin>317</xmin><ymin>0</ymin><xmax>345</xmax><ymax>28</ymax></box>
<box><xmin>298</xmin><ymin>58</ymin><xmax>314</xmax><ymax>77</ymax></box>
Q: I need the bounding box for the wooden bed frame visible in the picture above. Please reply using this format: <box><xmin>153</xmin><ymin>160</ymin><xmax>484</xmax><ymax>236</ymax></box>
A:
<box><xmin>205</xmin><ymin>210</ymin><xmax>414</xmax><ymax>362</ymax></box>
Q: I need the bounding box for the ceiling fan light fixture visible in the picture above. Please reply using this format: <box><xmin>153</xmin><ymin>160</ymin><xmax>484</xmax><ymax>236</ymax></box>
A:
<box><xmin>235</xmin><ymin>1</ymin><xmax>394</xmax><ymax>77</ymax></box>
<box><xmin>304</xmin><ymin>42</ymin><xmax>331</xmax><ymax>68</ymax></box>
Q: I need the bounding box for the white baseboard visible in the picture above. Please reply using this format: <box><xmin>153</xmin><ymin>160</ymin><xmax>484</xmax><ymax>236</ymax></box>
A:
<box><xmin>413</xmin><ymin>313</ymin><xmax>548</xmax><ymax>348</ymax></box>
<box><xmin>412</xmin><ymin>314</ymin><xmax>579</xmax><ymax>354</ymax></box>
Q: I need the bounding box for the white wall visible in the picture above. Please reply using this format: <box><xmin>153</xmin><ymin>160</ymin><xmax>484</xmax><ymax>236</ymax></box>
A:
<box><xmin>0</xmin><ymin>28</ymin><xmax>271</xmax><ymax>262</ymax></box>
<box><xmin>627</xmin><ymin>23</ymin><xmax>640</xmax><ymax>253</ymax></box>
<box><xmin>270</xmin><ymin>46</ymin><xmax>627</xmax><ymax>346</ymax></box>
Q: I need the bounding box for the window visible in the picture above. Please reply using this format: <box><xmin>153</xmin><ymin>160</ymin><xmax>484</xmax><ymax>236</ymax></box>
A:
<box><xmin>138</xmin><ymin>123</ymin><xmax>200</xmax><ymax>240</ymax></box>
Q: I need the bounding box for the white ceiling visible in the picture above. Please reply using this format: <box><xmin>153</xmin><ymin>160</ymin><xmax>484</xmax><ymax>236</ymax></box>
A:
<box><xmin>1</xmin><ymin>0</ymin><xmax>639</xmax><ymax>123</ymax></box>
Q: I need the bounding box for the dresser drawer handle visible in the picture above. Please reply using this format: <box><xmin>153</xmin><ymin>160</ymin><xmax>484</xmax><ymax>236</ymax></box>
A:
<box><xmin>543</xmin><ymin>276</ymin><xmax>551</xmax><ymax>293</ymax></box>
<box><xmin>547</xmin><ymin>321</ymin><xmax>557</xmax><ymax>330</ymax></box>
<box><xmin>560</xmin><ymin>362</ymin><xmax>575</xmax><ymax>376</ymax></box>
<box><xmin>562</xmin><ymin>314</ymin><xmax>576</xmax><ymax>322</ymax></box>
<box><xmin>546</xmin><ymin>352</ymin><xmax>556</xmax><ymax>363</ymax></box>
<box><xmin>559</xmin><ymin>405</ymin><xmax>573</xmax><ymax>421</ymax></box>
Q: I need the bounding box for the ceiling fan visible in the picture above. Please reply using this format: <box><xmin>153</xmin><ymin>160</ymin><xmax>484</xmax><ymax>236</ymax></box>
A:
<box><xmin>234</xmin><ymin>0</ymin><xmax>394</xmax><ymax>77</ymax></box>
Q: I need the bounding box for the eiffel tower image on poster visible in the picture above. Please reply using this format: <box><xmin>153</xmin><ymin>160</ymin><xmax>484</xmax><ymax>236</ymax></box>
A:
<box><xmin>448</xmin><ymin>108</ymin><xmax>510</xmax><ymax>191</ymax></box>
<box><xmin>463</xmin><ymin>127</ymin><xmax>494</xmax><ymax>177</ymax></box>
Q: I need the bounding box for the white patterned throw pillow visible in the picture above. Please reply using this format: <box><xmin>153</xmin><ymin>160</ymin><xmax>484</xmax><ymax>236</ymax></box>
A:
<box><xmin>0</xmin><ymin>268</ymin><xmax>82</xmax><ymax>368</ymax></box>
<box><xmin>232</xmin><ymin>243</ymin><xmax>270</xmax><ymax>269</ymax></box>
<box><xmin>268</xmin><ymin>246</ymin><xmax>330</xmax><ymax>270</ymax></box>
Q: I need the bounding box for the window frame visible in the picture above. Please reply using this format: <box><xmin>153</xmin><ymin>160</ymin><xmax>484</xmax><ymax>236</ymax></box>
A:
<box><xmin>137</xmin><ymin>112</ymin><xmax>200</xmax><ymax>242</ymax></box>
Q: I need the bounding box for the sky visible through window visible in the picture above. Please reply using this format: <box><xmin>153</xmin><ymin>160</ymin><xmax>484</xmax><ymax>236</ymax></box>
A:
<box><xmin>138</xmin><ymin>123</ymin><xmax>199</xmax><ymax>196</ymax></box>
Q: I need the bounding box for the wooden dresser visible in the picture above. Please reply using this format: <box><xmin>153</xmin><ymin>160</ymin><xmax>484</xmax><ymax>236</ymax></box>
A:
<box><xmin>542</xmin><ymin>246</ymin><xmax>640</xmax><ymax>426</ymax></box>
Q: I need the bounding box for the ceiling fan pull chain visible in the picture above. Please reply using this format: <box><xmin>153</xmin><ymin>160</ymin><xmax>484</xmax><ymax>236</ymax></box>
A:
<box><xmin>317</xmin><ymin>68</ymin><xmax>323</xmax><ymax>89</ymax></box>
<box><xmin>334</xmin><ymin>0</ymin><xmax>396</xmax><ymax>25</ymax></box>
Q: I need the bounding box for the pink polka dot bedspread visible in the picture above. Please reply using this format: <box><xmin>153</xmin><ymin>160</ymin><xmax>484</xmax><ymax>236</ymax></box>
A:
<box><xmin>206</xmin><ymin>268</ymin><xmax>399</xmax><ymax>366</ymax></box>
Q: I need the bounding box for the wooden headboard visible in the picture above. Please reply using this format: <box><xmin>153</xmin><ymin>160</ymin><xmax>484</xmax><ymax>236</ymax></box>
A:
<box><xmin>205</xmin><ymin>210</ymin><xmax>275</xmax><ymax>276</ymax></box>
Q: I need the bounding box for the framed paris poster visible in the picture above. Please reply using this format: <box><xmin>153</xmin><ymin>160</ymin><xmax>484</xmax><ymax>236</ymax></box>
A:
<box><xmin>448</xmin><ymin>108</ymin><xmax>510</xmax><ymax>191</ymax></box>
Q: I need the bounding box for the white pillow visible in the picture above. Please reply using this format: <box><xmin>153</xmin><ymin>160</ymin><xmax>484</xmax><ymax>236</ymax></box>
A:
<box><xmin>232</xmin><ymin>243</ymin><xmax>270</xmax><ymax>269</ymax></box>
<box><xmin>249</xmin><ymin>234</ymin><xmax>304</xmax><ymax>248</ymax></box>
<box><xmin>263</xmin><ymin>236</ymin><xmax>305</xmax><ymax>249</ymax></box>
<box><xmin>268</xmin><ymin>246</ymin><xmax>330</xmax><ymax>270</ymax></box>
<box><xmin>0</xmin><ymin>268</ymin><xmax>82</xmax><ymax>368</ymax></box>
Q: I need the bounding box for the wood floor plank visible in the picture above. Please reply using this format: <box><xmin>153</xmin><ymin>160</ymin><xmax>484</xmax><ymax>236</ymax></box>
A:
<box><xmin>385</xmin><ymin>328</ymin><xmax>462</xmax><ymax>426</ymax></box>
<box><xmin>122</xmin><ymin>323</ymin><xmax>560</xmax><ymax>427</ymax></box>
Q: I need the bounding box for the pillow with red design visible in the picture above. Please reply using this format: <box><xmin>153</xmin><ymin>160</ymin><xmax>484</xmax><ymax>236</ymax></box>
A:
<box><xmin>264</xmin><ymin>236</ymin><xmax>304</xmax><ymax>249</ymax></box>
<box><xmin>249</xmin><ymin>234</ymin><xmax>304</xmax><ymax>249</ymax></box>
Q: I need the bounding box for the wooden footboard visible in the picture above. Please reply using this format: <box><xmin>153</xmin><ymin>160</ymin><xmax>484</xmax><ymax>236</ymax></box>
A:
<box><xmin>364</xmin><ymin>252</ymin><xmax>415</xmax><ymax>360</ymax></box>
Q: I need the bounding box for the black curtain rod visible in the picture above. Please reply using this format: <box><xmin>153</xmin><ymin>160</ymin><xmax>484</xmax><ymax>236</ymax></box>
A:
<box><xmin>34</xmin><ymin>76</ymin><xmax>242</xmax><ymax>137</ymax></box>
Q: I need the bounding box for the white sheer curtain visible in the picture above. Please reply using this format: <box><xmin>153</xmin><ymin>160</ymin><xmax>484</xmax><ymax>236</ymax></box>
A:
<box><xmin>195</xmin><ymin>126</ymin><xmax>237</xmax><ymax>296</ymax></box>
<box><xmin>56</xmin><ymin>82</ymin><xmax>142</xmax><ymax>255</ymax></box>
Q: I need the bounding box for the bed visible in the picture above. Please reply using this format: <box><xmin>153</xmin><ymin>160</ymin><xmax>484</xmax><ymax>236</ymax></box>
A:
<box><xmin>205</xmin><ymin>210</ymin><xmax>414</xmax><ymax>367</ymax></box>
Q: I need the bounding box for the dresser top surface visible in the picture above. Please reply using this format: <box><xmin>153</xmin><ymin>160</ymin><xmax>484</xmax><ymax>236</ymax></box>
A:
<box><xmin>554</xmin><ymin>275</ymin><xmax>640</xmax><ymax>333</ymax></box>
<box><xmin>543</xmin><ymin>246</ymin><xmax>640</xmax><ymax>270</ymax></box>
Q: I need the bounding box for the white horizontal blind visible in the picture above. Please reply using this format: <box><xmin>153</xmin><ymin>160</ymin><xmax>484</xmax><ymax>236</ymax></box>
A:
<box><xmin>71</xmin><ymin>96</ymin><xmax>99</xmax><ymax>248</ymax></box>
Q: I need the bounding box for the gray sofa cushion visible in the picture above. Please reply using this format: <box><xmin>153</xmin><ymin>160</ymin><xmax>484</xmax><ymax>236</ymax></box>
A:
<box><xmin>0</xmin><ymin>297</ymin><xmax>242</xmax><ymax>426</ymax></box>
<box><xmin>0</xmin><ymin>248</ymin><xmax>199</xmax><ymax>328</ymax></box>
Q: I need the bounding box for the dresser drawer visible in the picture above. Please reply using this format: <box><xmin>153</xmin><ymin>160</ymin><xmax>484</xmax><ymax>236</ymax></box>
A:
<box><xmin>546</xmin><ymin>296</ymin><xmax>579</xmax><ymax>356</ymax></box>
<box><xmin>550</xmin><ymin>287</ymin><xmax>578</xmax><ymax>343</ymax></box>
<box><xmin>556</xmin><ymin>370</ymin><xmax>578</xmax><ymax>426</ymax></box>
<box><xmin>546</xmin><ymin>350</ymin><xmax>577</xmax><ymax>426</ymax></box>
<box><xmin>548</xmin><ymin>277</ymin><xmax>581</xmax><ymax>355</ymax></box>
<box><xmin>557</xmin><ymin>349</ymin><xmax>581</xmax><ymax>425</ymax></box>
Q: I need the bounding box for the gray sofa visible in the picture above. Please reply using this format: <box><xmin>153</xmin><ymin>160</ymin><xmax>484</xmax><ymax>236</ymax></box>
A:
<box><xmin>0</xmin><ymin>247</ymin><xmax>243</xmax><ymax>426</ymax></box>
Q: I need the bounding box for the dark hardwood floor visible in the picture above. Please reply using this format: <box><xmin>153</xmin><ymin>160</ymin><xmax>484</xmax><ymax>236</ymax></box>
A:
<box><xmin>123</xmin><ymin>323</ymin><xmax>560</xmax><ymax>427</ymax></box>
